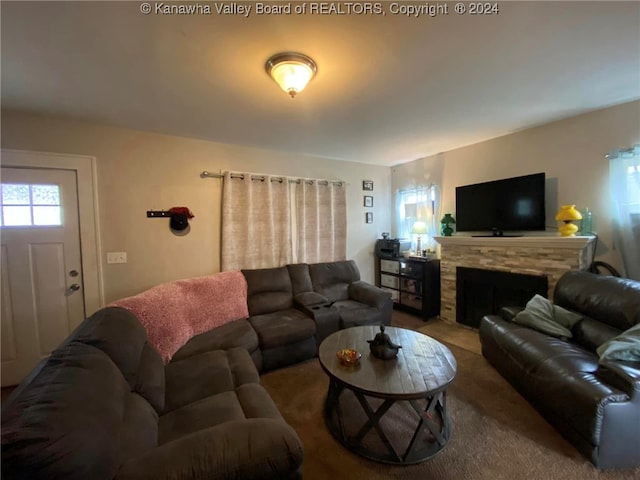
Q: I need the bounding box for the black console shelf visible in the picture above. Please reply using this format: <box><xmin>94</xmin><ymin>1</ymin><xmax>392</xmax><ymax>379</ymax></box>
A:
<box><xmin>375</xmin><ymin>255</ymin><xmax>441</xmax><ymax>319</ymax></box>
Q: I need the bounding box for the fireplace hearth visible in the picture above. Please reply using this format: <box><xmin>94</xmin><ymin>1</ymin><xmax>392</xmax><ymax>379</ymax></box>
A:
<box><xmin>456</xmin><ymin>267</ymin><xmax>548</xmax><ymax>328</ymax></box>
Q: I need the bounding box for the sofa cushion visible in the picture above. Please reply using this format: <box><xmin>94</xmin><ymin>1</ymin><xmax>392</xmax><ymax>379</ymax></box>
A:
<box><xmin>119</xmin><ymin>392</ymin><xmax>160</xmax><ymax>466</ymax></box>
<box><xmin>572</xmin><ymin>316</ymin><xmax>622</xmax><ymax>353</ymax></box>
<box><xmin>294</xmin><ymin>291</ymin><xmax>329</xmax><ymax>307</ymax></box>
<box><xmin>1</xmin><ymin>342</ymin><xmax>157</xmax><ymax>480</ymax></box>
<box><xmin>529</xmin><ymin>340</ymin><xmax>600</xmax><ymax>378</ymax></box>
<box><xmin>243</xmin><ymin>266</ymin><xmax>294</xmax><ymax>315</ymax></box>
<box><xmin>69</xmin><ymin>307</ymin><xmax>167</xmax><ymax>414</ymax></box>
<box><xmin>159</xmin><ymin>383</ymin><xmax>282</xmax><ymax>445</ymax></box>
<box><xmin>481</xmin><ymin>317</ymin><xmax>598</xmax><ymax>376</ymax></box>
<box><xmin>287</xmin><ymin>263</ymin><xmax>314</xmax><ymax>294</ymax></box>
<box><xmin>134</xmin><ymin>343</ymin><xmax>166</xmax><ymax>413</ymax></box>
<box><xmin>554</xmin><ymin>271</ymin><xmax>640</xmax><ymax>331</ymax></box>
<box><xmin>261</xmin><ymin>337</ymin><xmax>317</xmax><ymax>372</ymax></box>
<box><xmin>159</xmin><ymin>391</ymin><xmax>245</xmax><ymax>444</ymax></box>
<box><xmin>309</xmin><ymin>260</ymin><xmax>360</xmax><ymax>302</ymax></box>
<box><xmin>334</xmin><ymin>300</ymin><xmax>385</xmax><ymax>328</ymax></box>
<box><xmin>118</xmin><ymin>419</ymin><xmax>303</xmax><ymax>480</ymax></box>
<box><xmin>171</xmin><ymin>318</ymin><xmax>259</xmax><ymax>361</ymax></box>
<box><xmin>249</xmin><ymin>309</ymin><xmax>316</xmax><ymax>349</ymax></box>
<box><xmin>72</xmin><ymin>306</ymin><xmax>149</xmax><ymax>388</ymax></box>
<box><xmin>349</xmin><ymin>280</ymin><xmax>392</xmax><ymax>309</ymax></box>
<box><xmin>164</xmin><ymin>347</ymin><xmax>260</xmax><ymax>412</ymax></box>
<box><xmin>235</xmin><ymin>382</ymin><xmax>285</xmax><ymax>420</ymax></box>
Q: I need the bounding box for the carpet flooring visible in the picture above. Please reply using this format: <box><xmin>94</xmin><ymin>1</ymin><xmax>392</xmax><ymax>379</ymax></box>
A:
<box><xmin>261</xmin><ymin>321</ymin><xmax>640</xmax><ymax>480</ymax></box>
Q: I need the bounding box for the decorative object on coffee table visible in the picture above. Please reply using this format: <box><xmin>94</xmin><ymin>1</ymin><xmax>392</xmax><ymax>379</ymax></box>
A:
<box><xmin>367</xmin><ymin>325</ymin><xmax>402</xmax><ymax>360</ymax></box>
<box><xmin>337</xmin><ymin>348</ymin><xmax>362</xmax><ymax>366</ymax></box>
<box><xmin>440</xmin><ymin>213</ymin><xmax>456</xmax><ymax>236</ymax></box>
<box><xmin>319</xmin><ymin>326</ymin><xmax>457</xmax><ymax>464</ymax></box>
<box><xmin>555</xmin><ymin>205</ymin><xmax>582</xmax><ymax>236</ymax></box>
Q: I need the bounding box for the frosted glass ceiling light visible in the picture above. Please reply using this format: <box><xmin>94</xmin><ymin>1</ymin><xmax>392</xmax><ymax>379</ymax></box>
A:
<box><xmin>265</xmin><ymin>52</ymin><xmax>317</xmax><ymax>98</ymax></box>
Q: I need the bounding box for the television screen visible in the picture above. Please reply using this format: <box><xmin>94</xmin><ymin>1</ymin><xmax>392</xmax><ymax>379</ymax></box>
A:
<box><xmin>455</xmin><ymin>173</ymin><xmax>546</xmax><ymax>234</ymax></box>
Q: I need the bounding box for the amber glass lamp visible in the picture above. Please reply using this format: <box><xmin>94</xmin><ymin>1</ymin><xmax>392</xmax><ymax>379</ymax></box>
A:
<box><xmin>555</xmin><ymin>205</ymin><xmax>582</xmax><ymax>236</ymax></box>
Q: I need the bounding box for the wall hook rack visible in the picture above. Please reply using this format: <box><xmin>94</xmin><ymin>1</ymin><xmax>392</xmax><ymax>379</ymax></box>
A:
<box><xmin>147</xmin><ymin>207</ymin><xmax>194</xmax><ymax>232</ymax></box>
<box><xmin>147</xmin><ymin>210</ymin><xmax>172</xmax><ymax>218</ymax></box>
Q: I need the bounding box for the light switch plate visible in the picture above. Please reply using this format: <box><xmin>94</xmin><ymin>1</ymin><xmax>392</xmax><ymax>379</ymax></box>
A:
<box><xmin>107</xmin><ymin>252</ymin><xmax>127</xmax><ymax>264</ymax></box>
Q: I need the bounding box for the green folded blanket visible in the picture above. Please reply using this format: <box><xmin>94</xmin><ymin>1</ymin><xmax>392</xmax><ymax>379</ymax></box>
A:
<box><xmin>597</xmin><ymin>323</ymin><xmax>640</xmax><ymax>362</ymax></box>
<box><xmin>512</xmin><ymin>294</ymin><xmax>582</xmax><ymax>339</ymax></box>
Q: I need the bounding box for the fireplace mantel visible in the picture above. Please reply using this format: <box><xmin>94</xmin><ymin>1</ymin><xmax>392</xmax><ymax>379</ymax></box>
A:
<box><xmin>434</xmin><ymin>235</ymin><xmax>595</xmax><ymax>249</ymax></box>
<box><xmin>433</xmin><ymin>235</ymin><xmax>596</xmax><ymax>325</ymax></box>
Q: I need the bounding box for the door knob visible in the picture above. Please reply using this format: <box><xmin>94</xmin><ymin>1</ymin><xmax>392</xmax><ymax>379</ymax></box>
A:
<box><xmin>69</xmin><ymin>270</ymin><xmax>79</xmax><ymax>277</ymax></box>
<box><xmin>67</xmin><ymin>283</ymin><xmax>81</xmax><ymax>294</ymax></box>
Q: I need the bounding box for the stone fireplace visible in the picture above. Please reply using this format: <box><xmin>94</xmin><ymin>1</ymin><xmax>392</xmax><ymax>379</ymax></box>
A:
<box><xmin>434</xmin><ymin>236</ymin><xmax>596</xmax><ymax>326</ymax></box>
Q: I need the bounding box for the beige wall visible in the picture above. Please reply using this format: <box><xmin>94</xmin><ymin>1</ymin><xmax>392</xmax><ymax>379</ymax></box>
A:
<box><xmin>3</xmin><ymin>101</ymin><xmax>638</xmax><ymax>309</ymax></box>
<box><xmin>1</xmin><ymin>110</ymin><xmax>392</xmax><ymax>308</ymax></box>
<box><xmin>392</xmin><ymin>100</ymin><xmax>640</xmax><ymax>274</ymax></box>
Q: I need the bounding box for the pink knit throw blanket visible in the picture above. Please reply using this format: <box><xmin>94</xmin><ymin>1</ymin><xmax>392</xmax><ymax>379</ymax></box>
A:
<box><xmin>111</xmin><ymin>271</ymin><xmax>248</xmax><ymax>363</ymax></box>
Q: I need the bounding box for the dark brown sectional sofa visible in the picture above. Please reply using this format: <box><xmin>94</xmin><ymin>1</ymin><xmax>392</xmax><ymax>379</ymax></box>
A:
<box><xmin>1</xmin><ymin>260</ymin><xmax>392</xmax><ymax>480</ymax></box>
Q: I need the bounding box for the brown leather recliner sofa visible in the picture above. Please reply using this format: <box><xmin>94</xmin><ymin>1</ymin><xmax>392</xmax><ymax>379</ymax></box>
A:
<box><xmin>479</xmin><ymin>270</ymin><xmax>640</xmax><ymax>469</ymax></box>
<box><xmin>2</xmin><ymin>259</ymin><xmax>392</xmax><ymax>480</ymax></box>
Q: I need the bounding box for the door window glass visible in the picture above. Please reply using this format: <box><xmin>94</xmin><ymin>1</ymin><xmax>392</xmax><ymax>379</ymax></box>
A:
<box><xmin>1</xmin><ymin>183</ymin><xmax>62</xmax><ymax>226</ymax></box>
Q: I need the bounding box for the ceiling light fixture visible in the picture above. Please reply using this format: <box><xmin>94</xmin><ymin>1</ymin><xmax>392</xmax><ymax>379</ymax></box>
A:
<box><xmin>265</xmin><ymin>52</ymin><xmax>317</xmax><ymax>98</ymax></box>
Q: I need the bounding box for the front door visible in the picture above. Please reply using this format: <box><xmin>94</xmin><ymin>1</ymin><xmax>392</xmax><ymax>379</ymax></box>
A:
<box><xmin>1</xmin><ymin>167</ymin><xmax>85</xmax><ymax>386</ymax></box>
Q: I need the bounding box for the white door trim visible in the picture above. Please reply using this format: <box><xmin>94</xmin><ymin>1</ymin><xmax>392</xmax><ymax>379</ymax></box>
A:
<box><xmin>1</xmin><ymin>149</ymin><xmax>104</xmax><ymax>314</ymax></box>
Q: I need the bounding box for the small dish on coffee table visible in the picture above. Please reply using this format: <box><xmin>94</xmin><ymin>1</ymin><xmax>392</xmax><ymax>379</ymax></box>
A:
<box><xmin>337</xmin><ymin>348</ymin><xmax>361</xmax><ymax>366</ymax></box>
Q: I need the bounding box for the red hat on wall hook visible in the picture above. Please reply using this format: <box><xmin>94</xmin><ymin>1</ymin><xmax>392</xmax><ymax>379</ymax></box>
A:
<box><xmin>168</xmin><ymin>207</ymin><xmax>194</xmax><ymax>232</ymax></box>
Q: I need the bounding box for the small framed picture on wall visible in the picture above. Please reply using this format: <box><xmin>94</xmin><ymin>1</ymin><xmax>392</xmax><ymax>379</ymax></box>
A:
<box><xmin>364</xmin><ymin>195</ymin><xmax>373</xmax><ymax>207</ymax></box>
<box><xmin>362</xmin><ymin>180</ymin><xmax>373</xmax><ymax>191</ymax></box>
<box><xmin>365</xmin><ymin>212</ymin><xmax>373</xmax><ymax>224</ymax></box>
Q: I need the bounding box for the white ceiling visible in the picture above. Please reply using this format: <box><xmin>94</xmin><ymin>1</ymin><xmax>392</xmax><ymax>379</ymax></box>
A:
<box><xmin>2</xmin><ymin>1</ymin><xmax>639</xmax><ymax>166</ymax></box>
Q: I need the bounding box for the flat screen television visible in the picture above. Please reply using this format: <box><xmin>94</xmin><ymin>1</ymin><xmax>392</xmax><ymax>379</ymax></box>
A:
<box><xmin>455</xmin><ymin>173</ymin><xmax>546</xmax><ymax>236</ymax></box>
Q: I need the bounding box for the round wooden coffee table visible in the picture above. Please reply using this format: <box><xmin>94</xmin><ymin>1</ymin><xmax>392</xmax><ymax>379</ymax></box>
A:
<box><xmin>318</xmin><ymin>325</ymin><xmax>457</xmax><ymax>464</ymax></box>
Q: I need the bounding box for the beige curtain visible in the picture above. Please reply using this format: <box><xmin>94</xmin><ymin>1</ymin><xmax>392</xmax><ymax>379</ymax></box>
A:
<box><xmin>295</xmin><ymin>180</ymin><xmax>347</xmax><ymax>263</ymax></box>
<box><xmin>221</xmin><ymin>172</ymin><xmax>292</xmax><ymax>271</ymax></box>
<box><xmin>609</xmin><ymin>145</ymin><xmax>640</xmax><ymax>280</ymax></box>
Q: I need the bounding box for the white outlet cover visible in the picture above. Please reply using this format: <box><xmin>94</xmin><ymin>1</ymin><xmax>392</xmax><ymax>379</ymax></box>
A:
<box><xmin>107</xmin><ymin>252</ymin><xmax>127</xmax><ymax>264</ymax></box>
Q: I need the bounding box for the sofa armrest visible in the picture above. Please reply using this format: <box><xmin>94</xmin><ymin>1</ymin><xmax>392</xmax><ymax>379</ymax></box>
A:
<box><xmin>116</xmin><ymin>419</ymin><xmax>303</xmax><ymax>480</ymax></box>
<box><xmin>293</xmin><ymin>292</ymin><xmax>329</xmax><ymax>309</ymax></box>
<box><xmin>349</xmin><ymin>281</ymin><xmax>392</xmax><ymax>309</ymax></box>
<box><xmin>498</xmin><ymin>306</ymin><xmax>524</xmax><ymax>322</ymax></box>
<box><xmin>596</xmin><ymin>359</ymin><xmax>640</xmax><ymax>400</ymax></box>
<box><xmin>293</xmin><ymin>293</ymin><xmax>340</xmax><ymax>346</ymax></box>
